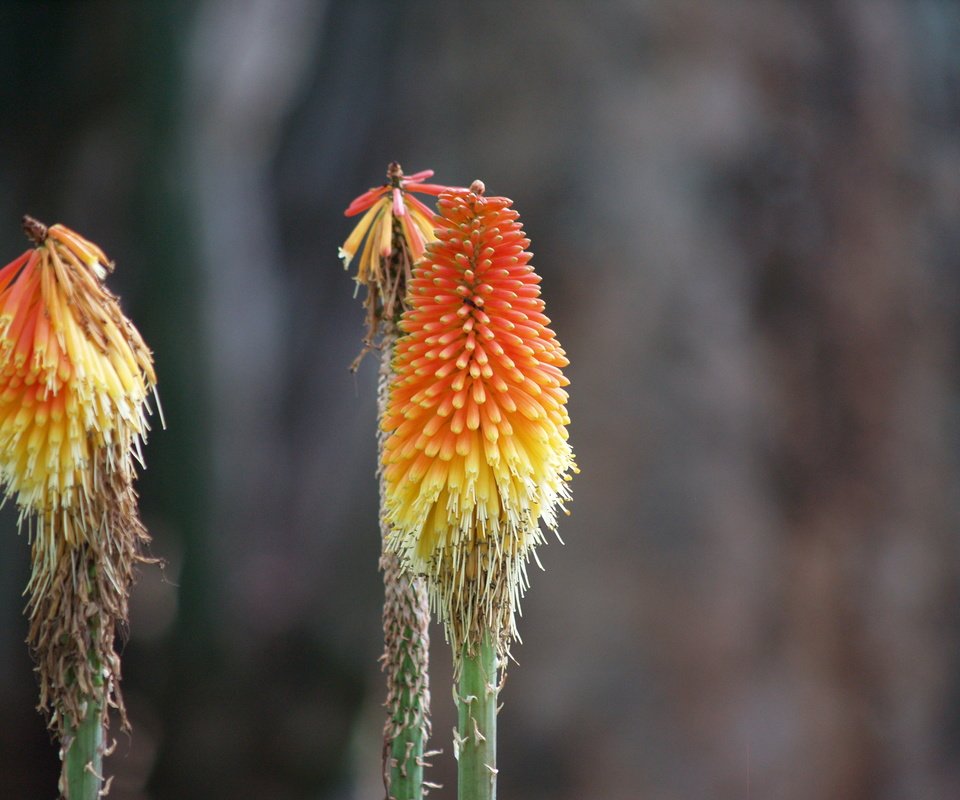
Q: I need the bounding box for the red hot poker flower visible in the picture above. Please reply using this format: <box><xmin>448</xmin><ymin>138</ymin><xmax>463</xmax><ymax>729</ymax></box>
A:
<box><xmin>381</xmin><ymin>182</ymin><xmax>576</xmax><ymax>656</ymax></box>
<box><xmin>0</xmin><ymin>217</ymin><xmax>158</xmax><ymax>778</ymax></box>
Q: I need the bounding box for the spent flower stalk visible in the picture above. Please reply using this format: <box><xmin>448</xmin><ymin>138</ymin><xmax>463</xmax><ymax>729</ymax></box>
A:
<box><xmin>0</xmin><ymin>217</ymin><xmax>159</xmax><ymax>799</ymax></box>
<box><xmin>341</xmin><ymin>163</ymin><xmax>461</xmax><ymax>799</ymax></box>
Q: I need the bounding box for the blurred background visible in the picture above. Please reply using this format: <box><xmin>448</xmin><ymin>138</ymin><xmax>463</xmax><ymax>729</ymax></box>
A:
<box><xmin>0</xmin><ymin>1</ymin><xmax>958</xmax><ymax>798</ymax></box>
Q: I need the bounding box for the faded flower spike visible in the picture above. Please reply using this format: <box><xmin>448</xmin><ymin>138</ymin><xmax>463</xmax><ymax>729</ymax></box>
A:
<box><xmin>381</xmin><ymin>183</ymin><xmax>576</xmax><ymax>659</ymax></box>
<box><xmin>340</xmin><ymin>164</ymin><xmax>461</xmax><ymax>355</ymax></box>
<box><xmin>340</xmin><ymin>164</ymin><xmax>458</xmax><ymax>800</ymax></box>
<box><xmin>0</xmin><ymin>218</ymin><xmax>156</xmax><ymax>533</ymax></box>
<box><xmin>1</xmin><ymin>216</ymin><xmax>158</xmax><ymax>797</ymax></box>
<box><xmin>340</xmin><ymin>162</ymin><xmax>449</xmax><ymax>275</ymax></box>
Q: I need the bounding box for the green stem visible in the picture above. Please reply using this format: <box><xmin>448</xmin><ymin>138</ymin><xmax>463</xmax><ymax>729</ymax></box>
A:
<box><xmin>457</xmin><ymin>634</ymin><xmax>497</xmax><ymax>800</ymax></box>
<box><xmin>388</xmin><ymin>622</ymin><xmax>425</xmax><ymax>798</ymax></box>
<box><xmin>378</xmin><ymin>335</ymin><xmax>432</xmax><ymax>800</ymax></box>
<box><xmin>63</xmin><ymin>694</ymin><xmax>104</xmax><ymax>800</ymax></box>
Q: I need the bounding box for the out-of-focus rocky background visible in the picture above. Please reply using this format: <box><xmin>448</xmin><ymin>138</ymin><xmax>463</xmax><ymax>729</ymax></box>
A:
<box><xmin>1</xmin><ymin>2</ymin><xmax>958</xmax><ymax>798</ymax></box>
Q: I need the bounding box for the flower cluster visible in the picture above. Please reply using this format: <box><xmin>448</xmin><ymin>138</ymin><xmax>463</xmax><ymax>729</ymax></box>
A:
<box><xmin>0</xmin><ymin>216</ymin><xmax>158</xmax><ymax>736</ymax></box>
<box><xmin>381</xmin><ymin>184</ymin><xmax>575</xmax><ymax>657</ymax></box>
<box><xmin>340</xmin><ymin>164</ymin><xmax>460</xmax><ymax>357</ymax></box>
<box><xmin>0</xmin><ymin>218</ymin><xmax>155</xmax><ymax>544</ymax></box>
<box><xmin>340</xmin><ymin>163</ymin><xmax>447</xmax><ymax>275</ymax></box>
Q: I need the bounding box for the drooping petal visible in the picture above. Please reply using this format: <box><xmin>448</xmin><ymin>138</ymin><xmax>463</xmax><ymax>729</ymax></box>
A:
<box><xmin>400</xmin><ymin>213</ymin><xmax>425</xmax><ymax>263</ymax></box>
<box><xmin>339</xmin><ymin>202</ymin><xmax>382</xmax><ymax>268</ymax></box>
<box><xmin>392</xmin><ymin>187</ymin><xmax>406</xmax><ymax>217</ymax></box>
<box><xmin>404</xmin><ymin>193</ymin><xmax>438</xmax><ymax>220</ymax></box>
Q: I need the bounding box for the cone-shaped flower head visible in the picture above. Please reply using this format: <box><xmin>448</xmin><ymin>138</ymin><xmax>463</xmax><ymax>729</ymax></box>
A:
<box><xmin>381</xmin><ymin>183</ymin><xmax>576</xmax><ymax>658</ymax></box>
<box><xmin>0</xmin><ymin>218</ymin><xmax>155</xmax><ymax>544</ymax></box>
<box><xmin>0</xmin><ymin>216</ymin><xmax>158</xmax><ymax>738</ymax></box>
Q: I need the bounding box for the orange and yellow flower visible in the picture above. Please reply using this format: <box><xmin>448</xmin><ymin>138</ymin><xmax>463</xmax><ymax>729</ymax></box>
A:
<box><xmin>381</xmin><ymin>183</ymin><xmax>575</xmax><ymax>654</ymax></box>
<box><xmin>0</xmin><ymin>217</ymin><xmax>158</xmax><ymax>748</ymax></box>
<box><xmin>0</xmin><ymin>217</ymin><xmax>156</xmax><ymax>549</ymax></box>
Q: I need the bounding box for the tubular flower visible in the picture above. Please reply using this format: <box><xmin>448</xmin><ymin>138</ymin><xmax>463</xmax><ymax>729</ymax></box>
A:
<box><xmin>381</xmin><ymin>183</ymin><xmax>576</xmax><ymax>658</ymax></box>
<box><xmin>0</xmin><ymin>216</ymin><xmax>158</xmax><ymax>739</ymax></box>
<box><xmin>340</xmin><ymin>163</ymin><xmax>461</xmax><ymax>356</ymax></box>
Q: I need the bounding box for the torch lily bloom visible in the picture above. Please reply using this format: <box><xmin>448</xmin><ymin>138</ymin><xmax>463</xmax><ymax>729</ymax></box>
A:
<box><xmin>381</xmin><ymin>183</ymin><xmax>576</xmax><ymax>657</ymax></box>
<box><xmin>0</xmin><ymin>218</ymin><xmax>155</xmax><ymax>549</ymax></box>
<box><xmin>0</xmin><ymin>216</ymin><xmax>158</xmax><ymax>761</ymax></box>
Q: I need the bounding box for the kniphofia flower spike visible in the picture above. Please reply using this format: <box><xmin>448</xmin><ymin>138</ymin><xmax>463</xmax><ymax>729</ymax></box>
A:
<box><xmin>0</xmin><ymin>216</ymin><xmax>158</xmax><ymax>768</ymax></box>
<box><xmin>0</xmin><ymin>218</ymin><xmax>156</xmax><ymax>542</ymax></box>
<box><xmin>381</xmin><ymin>182</ymin><xmax>576</xmax><ymax>660</ymax></box>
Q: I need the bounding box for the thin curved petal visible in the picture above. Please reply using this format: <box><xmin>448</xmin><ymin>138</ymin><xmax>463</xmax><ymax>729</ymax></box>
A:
<box><xmin>345</xmin><ymin>185</ymin><xmax>389</xmax><ymax>216</ymax></box>
<box><xmin>403</xmin><ymin>169</ymin><xmax>435</xmax><ymax>183</ymax></box>
<box><xmin>339</xmin><ymin>201</ymin><xmax>385</xmax><ymax>268</ymax></box>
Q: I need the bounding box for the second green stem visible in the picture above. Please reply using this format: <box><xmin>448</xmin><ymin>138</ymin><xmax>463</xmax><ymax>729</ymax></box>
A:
<box><xmin>62</xmin><ymin>693</ymin><xmax>104</xmax><ymax>800</ymax></box>
<box><xmin>457</xmin><ymin>633</ymin><xmax>498</xmax><ymax>800</ymax></box>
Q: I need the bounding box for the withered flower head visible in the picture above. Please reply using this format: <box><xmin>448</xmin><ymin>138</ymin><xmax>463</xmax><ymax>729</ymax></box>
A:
<box><xmin>0</xmin><ymin>216</ymin><xmax>158</xmax><ymax>744</ymax></box>
<box><xmin>339</xmin><ymin>164</ymin><xmax>461</xmax><ymax>357</ymax></box>
<box><xmin>381</xmin><ymin>184</ymin><xmax>576</xmax><ymax>660</ymax></box>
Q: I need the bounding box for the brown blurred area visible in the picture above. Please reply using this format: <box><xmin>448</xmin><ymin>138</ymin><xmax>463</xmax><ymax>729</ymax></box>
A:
<box><xmin>0</xmin><ymin>1</ymin><xmax>958</xmax><ymax>798</ymax></box>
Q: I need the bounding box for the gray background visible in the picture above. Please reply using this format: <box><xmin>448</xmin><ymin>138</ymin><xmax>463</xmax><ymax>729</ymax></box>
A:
<box><xmin>0</xmin><ymin>2</ymin><xmax>958</xmax><ymax>798</ymax></box>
